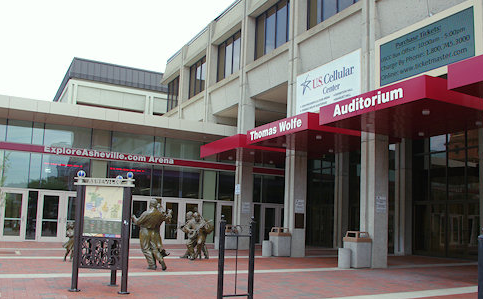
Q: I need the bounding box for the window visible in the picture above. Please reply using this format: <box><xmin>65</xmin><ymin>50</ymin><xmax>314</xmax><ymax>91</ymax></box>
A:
<box><xmin>167</xmin><ymin>76</ymin><xmax>179</xmax><ymax>111</ymax></box>
<box><xmin>217</xmin><ymin>31</ymin><xmax>241</xmax><ymax>81</ymax></box>
<box><xmin>307</xmin><ymin>0</ymin><xmax>359</xmax><ymax>29</ymax></box>
<box><xmin>255</xmin><ymin>0</ymin><xmax>289</xmax><ymax>59</ymax></box>
<box><xmin>189</xmin><ymin>57</ymin><xmax>206</xmax><ymax>98</ymax></box>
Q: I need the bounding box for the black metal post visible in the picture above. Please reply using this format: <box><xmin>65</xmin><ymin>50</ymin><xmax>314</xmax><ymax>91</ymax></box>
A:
<box><xmin>69</xmin><ymin>185</ymin><xmax>85</xmax><ymax>292</ymax></box>
<box><xmin>217</xmin><ymin>216</ymin><xmax>227</xmax><ymax>299</ymax></box>
<box><xmin>109</xmin><ymin>270</ymin><xmax>117</xmax><ymax>286</ymax></box>
<box><xmin>247</xmin><ymin>217</ymin><xmax>255</xmax><ymax>299</ymax></box>
<box><xmin>478</xmin><ymin>229</ymin><xmax>483</xmax><ymax>299</ymax></box>
<box><xmin>118</xmin><ymin>187</ymin><xmax>132</xmax><ymax>295</ymax></box>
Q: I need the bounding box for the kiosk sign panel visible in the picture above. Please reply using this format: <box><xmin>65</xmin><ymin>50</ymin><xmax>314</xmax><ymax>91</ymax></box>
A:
<box><xmin>296</xmin><ymin>50</ymin><xmax>361</xmax><ymax>114</ymax></box>
<box><xmin>380</xmin><ymin>7</ymin><xmax>474</xmax><ymax>86</ymax></box>
<box><xmin>83</xmin><ymin>186</ymin><xmax>124</xmax><ymax>238</ymax></box>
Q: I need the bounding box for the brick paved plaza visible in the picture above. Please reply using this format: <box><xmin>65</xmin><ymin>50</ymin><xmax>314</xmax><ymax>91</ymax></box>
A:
<box><xmin>0</xmin><ymin>241</ymin><xmax>478</xmax><ymax>298</ymax></box>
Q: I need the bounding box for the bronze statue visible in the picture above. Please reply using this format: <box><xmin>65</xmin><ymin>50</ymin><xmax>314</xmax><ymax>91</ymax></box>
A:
<box><xmin>179</xmin><ymin>211</ymin><xmax>194</xmax><ymax>259</ymax></box>
<box><xmin>63</xmin><ymin>222</ymin><xmax>75</xmax><ymax>261</ymax></box>
<box><xmin>131</xmin><ymin>198</ymin><xmax>172</xmax><ymax>270</ymax></box>
<box><xmin>195</xmin><ymin>214</ymin><xmax>214</xmax><ymax>259</ymax></box>
<box><xmin>180</xmin><ymin>211</ymin><xmax>213</xmax><ymax>260</ymax></box>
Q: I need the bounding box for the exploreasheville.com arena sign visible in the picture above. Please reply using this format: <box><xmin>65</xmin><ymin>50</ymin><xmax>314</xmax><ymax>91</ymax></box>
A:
<box><xmin>379</xmin><ymin>7</ymin><xmax>475</xmax><ymax>86</ymax></box>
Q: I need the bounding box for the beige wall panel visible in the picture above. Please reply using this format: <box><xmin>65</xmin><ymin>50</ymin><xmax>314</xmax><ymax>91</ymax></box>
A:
<box><xmin>77</xmin><ymin>85</ymin><xmax>145</xmax><ymax>112</ymax></box>
<box><xmin>182</xmin><ymin>99</ymin><xmax>205</xmax><ymax>121</ymax></box>
<box><xmin>77</xmin><ymin>86</ymin><xmax>101</xmax><ymax>105</ymax></box>
<box><xmin>210</xmin><ymin>79</ymin><xmax>240</xmax><ymax>115</ymax></box>
<box><xmin>185</xmin><ymin>29</ymin><xmax>209</xmax><ymax>64</ymax></box>
<box><xmin>212</xmin><ymin>4</ymin><xmax>243</xmax><ymax>43</ymax></box>
<box><xmin>377</xmin><ymin>0</ymin><xmax>467</xmax><ymax>38</ymax></box>
<box><xmin>246</xmin><ymin>52</ymin><xmax>288</xmax><ymax>98</ymax></box>
<box><xmin>247</xmin><ymin>0</ymin><xmax>277</xmax><ymax>16</ymax></box>
<box><xmin>121</xmin><ymin>93</ymin><xmax>145</xmax><ymax>111</ymax></box>
<box><xmin>164</xmin><ymin>52</ymin><xmax>182</xmax><ymax>81</ymax></box>
<box><xmin>299</xmin><ymin>15</ymin><xmax>362</xmax><ymax>75</ymax></box>
<box><xmin>153</xmin><ymin>97</ymin><xmax>168</xmax><ymax>114</ymax></box>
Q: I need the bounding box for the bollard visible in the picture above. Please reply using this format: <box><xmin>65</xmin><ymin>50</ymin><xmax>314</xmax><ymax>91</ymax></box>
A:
<box><xmin>479</xmin><ymin>229</ymin><xmax>483</xmax><ymax>299</ymax></box>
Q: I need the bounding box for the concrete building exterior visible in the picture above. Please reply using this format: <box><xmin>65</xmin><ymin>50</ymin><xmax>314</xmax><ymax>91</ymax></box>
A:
<box><xmin>162</xmin><ymin>0</ymin><xmax>483</xmax><ymax>267</ymax></box>
<box><xmin>1</xmin><ymin>0</ymin><xmax>483</xmax><ymax>269</ymax></box>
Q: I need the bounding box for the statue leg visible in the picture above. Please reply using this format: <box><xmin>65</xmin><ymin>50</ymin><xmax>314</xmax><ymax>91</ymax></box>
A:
<box><xmin>140</xmin><ymin>230</ymin><xmax>156</xmax><ymax>269</ymax></box>
<box><xmin>203</xmin><ymin>244</ymin><xmax>209</xmax><ymax>259</ymax></box>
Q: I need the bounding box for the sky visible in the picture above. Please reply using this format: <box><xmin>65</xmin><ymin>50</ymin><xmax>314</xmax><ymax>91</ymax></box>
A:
<box><xmin>0</xmin><ymin>0</ymin><xmax>234</xmax><ymax>101</ymax></box>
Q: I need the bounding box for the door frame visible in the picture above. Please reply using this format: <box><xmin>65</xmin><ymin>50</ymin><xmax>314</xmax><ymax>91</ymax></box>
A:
<box><xmin>161</xmin><ymin>197</ymin><xmax>201</xmax><ymax>245</ymax></box>
<box><xmin>254</xmin><ymin>203</ymin><xmax>283</xmax><ymax>243</ymax></box>
<box><xmin>0</xmin><ymin>188</ymin><xmax>29</xmax><ymax>241</ymax></box>
<box><xmin>36</xmin><ymin>190</ymin><xmax>75</xmax><ymax>242</ymax></box>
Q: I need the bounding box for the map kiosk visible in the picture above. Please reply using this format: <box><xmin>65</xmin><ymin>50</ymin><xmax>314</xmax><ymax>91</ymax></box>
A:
<box><xmin>69</xmin><ymin>171</ymin><xmax>134</xmax><ymax>294</ymax></box>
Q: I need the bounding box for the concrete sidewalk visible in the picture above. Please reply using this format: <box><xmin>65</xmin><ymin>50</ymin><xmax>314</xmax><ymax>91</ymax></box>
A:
<box><xmin>0</xmin><ymin>241</ymin><xmax>477</xmax><ymax>298</ymax></box>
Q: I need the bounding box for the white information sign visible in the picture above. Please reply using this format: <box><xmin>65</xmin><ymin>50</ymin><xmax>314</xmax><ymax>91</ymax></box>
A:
<box><xmin>296</xmin><ymin>49</ymin><xmax>361</xmax><ymax>114</ymax></box>
<box><xmin>376</xmin><ymin>196</ymin><xmax>387</xmax><ymax>213</ymax></box>
<box><xmin>235</xmin><ymin>184</ymin><xmax>241</xmax><ymax>195</ymax></box>
<box><xmin>295</xmin><ymin>199</ymin><xmax>305</xmax><ymax>213</ymax></box>
<box><xmin>242</xmin><ymin>202</ymin><xmax>251</xmax><ymax>214</ymax></box>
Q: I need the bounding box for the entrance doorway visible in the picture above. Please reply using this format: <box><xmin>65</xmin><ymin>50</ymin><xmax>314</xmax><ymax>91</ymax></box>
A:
<box><xmin>0</xmin><ymin>189</ymin><xmax>28</xmax><ymax>241</ymax></box>
<box><xmin>36</xmin><ymin>190</ymin><xmax>76</xmax><ymax>242</ymax></box>
<box><xmin>161</xmin><ymin>198</ymin><xmax>201</xmax><ymax>244</ymax></box>
<box><xmin>253</xmin><ymin>203</ymin><xmax>283</xmax><ymax>244</ymax></box>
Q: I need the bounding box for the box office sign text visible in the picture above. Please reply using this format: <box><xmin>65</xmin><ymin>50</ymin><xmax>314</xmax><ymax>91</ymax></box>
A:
<box><xmin>380</xmin><ymin>7</ymin><xmax>474</xmax><ymax>86</ymax></box>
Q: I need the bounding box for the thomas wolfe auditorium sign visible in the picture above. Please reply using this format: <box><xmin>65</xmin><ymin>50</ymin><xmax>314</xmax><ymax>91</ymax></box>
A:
<box><xmin>379</xmin><ymin>7</ymin><xmax>475</xmax><ymax>86</ymax></box>
<box><xmin>296</xmin><ymin>50</ymin><xmax>361</xmax><ymax>114</ymax></box>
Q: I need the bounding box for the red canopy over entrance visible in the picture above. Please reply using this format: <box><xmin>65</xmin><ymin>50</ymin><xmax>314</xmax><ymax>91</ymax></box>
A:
<box><xmin>448</xmin><ymin>54</ymin><xmax>483</xmax><ymax>98</ymax></box>
<box><xmin>319</xmin><ymin>75</ymin><xmax>483</xmax><ymax>139</ymax></box>
<box><xmin>246</xmin><ymin>113</ymin><xmax>361</xmax><ymax>158</ymax></box>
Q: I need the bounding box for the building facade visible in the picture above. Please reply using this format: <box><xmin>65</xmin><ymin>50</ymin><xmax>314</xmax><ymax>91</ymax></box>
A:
<box><xmin>1</xmin><ymin>0</ymin><xmax>483</xmax><ymax>269</ymax></box>
<box><xmin>161</xmin><ymin>0</ymin><xmax>483</xmax><ymax>267</ymax></box>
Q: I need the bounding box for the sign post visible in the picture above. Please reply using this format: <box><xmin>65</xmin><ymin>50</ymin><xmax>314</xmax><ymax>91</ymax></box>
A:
<box><xmin>69</xmin><ymin>171</ymin><xmax>134</xmax><ymax>294</ymax></box>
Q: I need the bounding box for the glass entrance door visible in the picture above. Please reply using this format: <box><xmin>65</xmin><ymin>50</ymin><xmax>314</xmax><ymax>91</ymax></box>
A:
<box><xmin>131</xmin><ymin>197</ymin><xmax>149</xmax><ymax>240</ymax></box>
<box><xmin>36</xmin><ymin>191</ymin><xmax>73</xmax><ymax>242</ymax></box>
<box><xmin>162</xmin><ymin>199</ymin><xmax>201</xmax><ymax>244</ymax></box>
<box><xmin>0</xmin><ymin>189</ymin><xmax>28</xmax><ymax>241</ymax></box>
<box><xmin>253</xmin><ymin>203</ymin><xmax>283</xmax><ymax>244</ymax></box>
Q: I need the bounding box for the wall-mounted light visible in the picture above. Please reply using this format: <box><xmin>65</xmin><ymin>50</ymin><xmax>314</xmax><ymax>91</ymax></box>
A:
<box><xmin>249</xmin><ymin>151</ymin><xmax>255</xmax><ymax>155</ymax></box>
<box><xmin>316</xmin><ymin>135</ymin><xmax>322</xmax><ymax>140</ymax></box>
<box><xmin>418</xmin><ymin>132</ymin><xmax>425</xmax><ymax>137</ymax></box>
<box><xmin>228</xmin><ymin>156</ymin><xmax>233</xmax><ymax>160</ymax></box>
<box><xmin>328</xmin><ymin>149</ymin><xmax>334</xmax><ymax>153</ymax></box>
<box><xmin>476</xmin><ymin>121</ymin><xmax>483</xmax><ymax>126</ymax></box>
<box><xmin>422</xmin><ymin>109</ymin><xmax>430</xmax><ymax>116</ymax></box>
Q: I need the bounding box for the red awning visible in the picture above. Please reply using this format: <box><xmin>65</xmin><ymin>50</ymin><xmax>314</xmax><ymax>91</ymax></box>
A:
<box><xmin>319</xmin><ymin>75</ymin><xmax>483</xmax><ymax>139</ymax></box>
<box><xmin>448</xmin><ymin>54</ymin><xmax>483</xmax><ymax>98</ymax></box>
<box><xmin>246</xmin><ymin>113</ymin><xmax>361</xmax><ymax>158</ymax></box>
<box><xmin>199</xmin><ymin>133</ymin><xmax>286</xmax><ymax>165</ymax></box>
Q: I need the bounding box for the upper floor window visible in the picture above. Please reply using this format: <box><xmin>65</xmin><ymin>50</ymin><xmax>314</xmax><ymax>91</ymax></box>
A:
<box><xmin>307</xmin><ymin>0</ymin><xmax>359</xmax><ymax>29</ymax></box>
<box><xmin>255</xmin><ymin>0</ymin><xmax>289</xmax><ymax>60</ymax></box>
<box><xmin>217</xmin><ymin>31</ymin><xmax>241</xmax><ymax>82</ymax></box>
<box><xmin>167</xmin><ymin>76</ymin><xmax>179</xmax><ymax>111</ymax></box>
<box><xmin>189</xmin><ymin>57</ymin><xmax>206</xmax><ymax>98</ymax></box>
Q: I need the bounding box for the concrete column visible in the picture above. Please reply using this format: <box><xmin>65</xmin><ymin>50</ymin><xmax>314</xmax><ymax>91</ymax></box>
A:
<box><xmin>334</xmin><ymin>152</ymin><xmax>350</xmax><ymax>248</ymax></box>
<box><xmin>394</xmin><ymin>139</ymin><xmax>412</xmax><ymax>255</ymax></box>
<box><xmin>284</xmin><ymin>143</ymin><xmax>307</xmax><ymax>257</ymax></box>
<box><xmin>233</xmin><ymin>148</ymin><xmax>254</xmax><ymax>249</ymax></box>
<box><xmin>360</xmin><ymin>132</ymin><xmax>388</xmax><ymax>268</ymax></box>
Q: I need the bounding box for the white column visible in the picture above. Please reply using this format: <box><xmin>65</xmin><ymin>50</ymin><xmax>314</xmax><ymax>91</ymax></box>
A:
<box><xmin>334</xmin><ymin>152</ymin><xmax>350</xmax><ymax>248</ymax></box>
<box><xmin>233</xmin><ymin>148</ymin><xmax>254</xmax><ymax>249</ymax></box>
<box><xmin>360</xmin><ymin>132</ymin><xmax>389</xmax><ymax>268</ymax></box>
<box><xmin>284</xmin><ymin>144</ymin><xmax>307</xmax><ymax>257</ymax></box>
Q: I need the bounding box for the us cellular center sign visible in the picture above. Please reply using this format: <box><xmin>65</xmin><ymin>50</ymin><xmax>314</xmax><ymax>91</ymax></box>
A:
<box><xmin>296</xmin><ymin>49</ymin><xmax>361</xmax><ymax>114</ymax></box>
